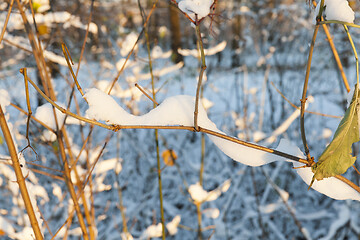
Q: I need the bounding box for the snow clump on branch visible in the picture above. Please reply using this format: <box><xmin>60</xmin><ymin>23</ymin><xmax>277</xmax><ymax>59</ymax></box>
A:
<box><xmin>314</xmin><ymin>0</ymin><xmax>355</xmax><ymax>23</ymax></box>
<box><xmin>178</xmin><ymin>0</ymin><xmax>213</xmax><ymax>21</ymax></box>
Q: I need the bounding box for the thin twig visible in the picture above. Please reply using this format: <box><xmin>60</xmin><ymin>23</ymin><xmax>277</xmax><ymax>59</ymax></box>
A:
<box><xmin>135</xmin><ymin>83</ymin><xmax>159</xmax><ymax>106</ymax></box>
<box><xmin>300</xmin><ymin>23</ymin><xmax>319</xmax><ymax>163</ymax></box>
<box><xmin>62</xmin><ymin>43</ymin><xmax>86</xmax><ymax>98</ymax></box>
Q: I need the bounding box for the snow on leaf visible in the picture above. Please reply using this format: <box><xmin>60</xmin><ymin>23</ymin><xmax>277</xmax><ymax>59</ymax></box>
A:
<box><xmin>311</xmin><ymin>89</ymin><xmax>359</xmax><ymax>181</ymax></box>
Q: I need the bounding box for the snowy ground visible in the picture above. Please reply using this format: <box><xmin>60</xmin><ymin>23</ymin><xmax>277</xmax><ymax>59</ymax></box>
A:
<box><xmin>1</xmin><ymin>0</ymin><xmax>360</xmax><ymax>239</ymax></box>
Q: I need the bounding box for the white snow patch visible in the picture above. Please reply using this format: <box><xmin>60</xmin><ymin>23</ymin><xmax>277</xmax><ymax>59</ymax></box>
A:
<box><xmin>142</xmin><ymin>223</ymin><xmax>163</xmax><ymax>238</ymax></box>
<box><xmin>314</xmin><ymin>0</ymin><xmax>354</xmax><ymax>23</ymax></box>
<box><xmin>93</xmin><ymin>158</ymin><xmax>120</xmax><ymax>175</ymax></box>
<box><xmin>189</xmin><ymin>182</ymin><xmax>209</xmax><ymax>202</ymax></box>
<box><xmin>178</xmin><ymin>41</ymin><xmax>226</xmax><ymax>57</ymax></box>
<box><xmin>0</xmin><ymin>89</ymin><xmax>10</xmax><ymax>109</ymax></box>
<box><xmin>35</xmin><ymin>102</ymin><xmax>66</xmax><ymax>129</ymax></box>
<box><xmin>166</xmin><ymin>215</ymin><xmax>181</xmax><ymax>235</ymax></box>
<box><xmin>189</xmin><ymin>179</ymin><xmax>231</xmax><ymax>203</ymax></box>
<box><xmin>120</xmin><ymin>32</ymin><xmax>138</xmax><ymax>56</ymax></box>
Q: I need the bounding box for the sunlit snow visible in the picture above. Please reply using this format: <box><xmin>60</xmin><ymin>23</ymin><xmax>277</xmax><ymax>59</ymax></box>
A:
<box><xmin>84</xmin><ymin>88</ymin><xmax>289</xmax><ymax>166</ymax></box>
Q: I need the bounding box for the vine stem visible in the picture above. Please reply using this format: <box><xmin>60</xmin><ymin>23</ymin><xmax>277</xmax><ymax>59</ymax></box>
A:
<box><xmin>0</xmin><ymin>106</ymin><xmax>44</xmax><ymax>240</ymax></box>
<box><xmin>343</xmin><ymin>25</ymin><xmax>359</xmax><ymax>86</ymax></box>
<box><xmin>194</xmin><ymin>17</ymin><xmax>207</xmax><ymax>131</ymax></box>
<box><xmin>300</xmin><ymin>23</ymin><xmax>319</xmax><ymax>163</ymax></box>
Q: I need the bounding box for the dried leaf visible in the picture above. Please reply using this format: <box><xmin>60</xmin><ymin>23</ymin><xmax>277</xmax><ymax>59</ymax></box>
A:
<box><xmin>162</xmin><ymin>149</ymin><xmax>177</xmax><ymax>166</ymax></box>
<box><xmin>311</xmin><ymin>89</ymin><xmax>360</xmax><ymax>182</ymax></box>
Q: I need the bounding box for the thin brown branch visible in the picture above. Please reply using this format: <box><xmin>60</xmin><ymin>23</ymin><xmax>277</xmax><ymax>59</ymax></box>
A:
<box><xmin>29</xmin><ymin>168</ymin><xmax>65</xmax><ymax>181</ymax></box>
<box><xmin>62</xmin><ymin>43</ymin><xmax>86</xmax><ymax>98</ymax></box>
<box><xmin>135</xmin><ymin>83</ymin><xmax>159</xmax><ymax>106</ymax></box>
<box><xmin>0</xmin><ymin>106</ymin><xmax>44</xmax><ymax>240</ymax></box>
<box><xmin>0</xmin><ymin>0</ymin><xmax>14</xmax><ymax>45</ymax></box>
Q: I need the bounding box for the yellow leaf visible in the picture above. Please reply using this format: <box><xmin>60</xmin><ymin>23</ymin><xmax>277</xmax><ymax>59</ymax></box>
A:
<box><xmin>162</xmin><ymin>149</ymin><xmax>177</xmax><ymax>166</ymax></box>
<box><xmin>37</xmin><ymin>24</ymin><xmax>49</xmax><ymax>36</ymax></box>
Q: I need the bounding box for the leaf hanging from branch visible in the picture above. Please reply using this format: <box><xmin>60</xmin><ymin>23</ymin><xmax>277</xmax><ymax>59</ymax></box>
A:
<box><xmin>311</xmin><ymin>88</ymin><xmax>360</xmax><ymax>183</ymax></box>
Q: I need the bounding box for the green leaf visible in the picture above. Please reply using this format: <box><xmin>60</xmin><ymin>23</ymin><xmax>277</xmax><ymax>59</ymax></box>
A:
<box><xmin>311</xmin><ymin>88</ymin><xmax>360</xmax><ymax>181</ymax></box>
